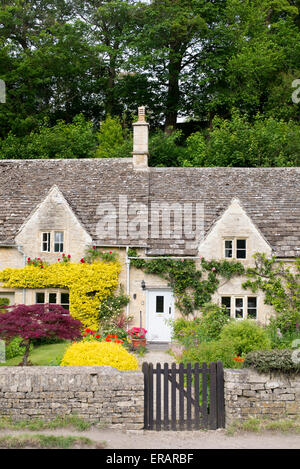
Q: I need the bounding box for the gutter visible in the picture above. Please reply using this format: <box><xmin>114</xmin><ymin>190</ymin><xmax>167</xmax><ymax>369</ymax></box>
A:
<box><xmin>17</xmin><ymin>245</ymin><xmax>26</xmax><ymax>304</ymax></box>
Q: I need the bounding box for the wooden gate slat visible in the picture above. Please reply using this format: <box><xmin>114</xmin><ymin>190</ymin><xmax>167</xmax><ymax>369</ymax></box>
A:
<box><xmin>171</xmin><ymin>363</ymin><xmax>177</xmax><ymax>431</ymax></box>
<box><xmin>179</xmin><ymin>363</ymin><xmax>185</xmax><ymax>430</ymax></box>
<box><xmin>194</xmin><ymin>363</ymin><xmax>200</xmax><ymax>429</ymax></box>
<box><xmin>209</xmin><ymin>362</ymin><xmax>217</xmax><ymax>430</ymax></box>
<box><xmin>186</xmin><ymin>362</ymin><xmax>192</xmax><ymax>430</ymax></box>
<box><xmin>202</xmin><ymin>362</ymin><xmax>208</xmax><ymax>429</ymax></box>
<box><xmin>156</xmin><ymin>363</ymin><xmax>161</xmax><ymax>431</ymax></box>
<box><xmin>163</xmin><ymin>363</ymin><xmax>169</xmax><ymax>430</ymax></box>
<box><xmin>216</xmin><ymin>361</ymin><xmax>225</xmax><ymax>428</ymax></box>
<box><xmin>149</xmin><ymin>362</ymin><xmax>154</xmax><ymax>430</ymax></box>
<box><xmin>142</xmin><ymin>362</ymin><xmax>149</xmax><ymax>430</ymax></box>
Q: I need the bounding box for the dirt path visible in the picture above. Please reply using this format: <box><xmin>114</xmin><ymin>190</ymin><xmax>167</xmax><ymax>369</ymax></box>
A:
<box><xmin>0</xmin><ymin>427</ymin><xmax>299</xmax><ymax>449</ymax></box>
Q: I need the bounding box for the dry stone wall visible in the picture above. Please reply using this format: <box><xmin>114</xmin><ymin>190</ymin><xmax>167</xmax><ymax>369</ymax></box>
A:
<box><xmin>224</xmin><ymin>368</ymin><xmax>300</xmax><ymax>425</ymax></box>
<box><xmin>0</xmin><ymin>366</ymin><xmax>144</xmax><ymax>430</ymax></box>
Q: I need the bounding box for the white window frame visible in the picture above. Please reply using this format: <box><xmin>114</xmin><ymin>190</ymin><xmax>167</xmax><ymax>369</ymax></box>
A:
<box><xmin>41</xmin><ymin>232</ymin><xmax>51</xmax><ymax>252</ymax></box>
<box><xmin>220</xmin><ymin>295</ymin><xmax>258</xmax><ymax>320</ymax></box>
<box><xmin>35</xmin><ymin>289</ymin><xmax>69</xmax><ymax>310</ymax></box>
<box><xmin>40</xmin><ymin>231</ymin><xmax>65</xmax><ymax>253</ymax></box>
<box><xmin>223</xmin><ymin>237</ymin><xmax>248</xmax><ymax>260</ymax></box>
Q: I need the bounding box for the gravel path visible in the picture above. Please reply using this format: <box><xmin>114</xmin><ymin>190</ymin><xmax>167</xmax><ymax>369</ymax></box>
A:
<box><xmin>1</xmin><ymin>427</ymin><xmax>299</xmax><ymax>449</ymax></box>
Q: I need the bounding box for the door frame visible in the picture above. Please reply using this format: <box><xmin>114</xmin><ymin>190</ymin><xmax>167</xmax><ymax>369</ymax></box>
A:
<box><xmin>146</xmin><ymin>288</ymin><xmax>174</xmax><ymax>343</ymax></box>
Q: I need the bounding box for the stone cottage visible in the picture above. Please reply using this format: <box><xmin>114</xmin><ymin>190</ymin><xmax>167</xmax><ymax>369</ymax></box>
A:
<box><xmin>0</xmin><ymin>107</ymin><xmax>299</xmax><ymax>342</ymax></box>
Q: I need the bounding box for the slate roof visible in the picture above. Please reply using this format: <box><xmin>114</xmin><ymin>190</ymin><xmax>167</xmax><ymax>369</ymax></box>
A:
<box><xmin>0</xmin><ymin>160</ymin><xmax>299</xmax><ymax>258</ymax></box>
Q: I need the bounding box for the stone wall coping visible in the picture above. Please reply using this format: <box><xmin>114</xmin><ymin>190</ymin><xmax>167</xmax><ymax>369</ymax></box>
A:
<box><xmin>0</xmin><ymin>366</ymin><xmax>143</xmax><ymax>376</ymax></box>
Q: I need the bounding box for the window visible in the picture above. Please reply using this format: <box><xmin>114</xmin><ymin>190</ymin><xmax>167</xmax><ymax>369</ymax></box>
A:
<box><xmin>224</xmin><ymin>238</ymin><xmax>247</xmax><ymax>259</ymax></box>
<box><xmin>235</xmin><ymin>298</ymin><xmax>244</xmax><ymax>319</ymax></box>
<box><xmin>221</xmin><ymin>295</ymin><xmax>258</xmax><ymax>320</ymax></box>
<box><xmin>224</xmin><ymin>240</ymin><xmax>233</xmax><ymax>258</ymax></box>
<box><xmin>61</xmin><ymin>293</ymin><xmax>70</xmax><ymax>311</ymax></box>
<box><xmin>36</xmin><ymin>292</ymin><xmax>45</xmax><ymax>304</ymax></box>
<box><xmin>221</xmin><ymin>296</ymin><xmax>231</xmax><ymax>315</ymax></box>
<box><xmin>156</xmin><ymin>296</ymin><xmax>164</xmax><ymax>313</ymax></box>
<box><xmin>54</xmin><ymin>232</ymin><xmax>64</xmax><ymax>253</ymax></box>
<box><xmin>35</xmin><ymin>290</ymin><xmax>69</xmax><ymax>310</ymax></box>
<box><xmin>42</xmin><ymin>232</ymin><xmax>51</xmax><ymax>252</ymax></box>
<box><xmin>247</xmin><ymin>297</ymin><xmax>257</xmax><ymax>319</ymax></box>
<box><xmin>49</xmin><ymin>293</ymin><xmax>57</xmax><ymax>304</ymax></box>
<box><xmin>236</xmin><ymin>239</ymin><xmax>247</xmax><ymax>259</ymax></box>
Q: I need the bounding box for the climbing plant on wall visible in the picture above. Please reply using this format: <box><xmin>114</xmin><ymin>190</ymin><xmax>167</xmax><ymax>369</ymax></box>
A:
<box><xmin>0</xmin><ymin>257</ymin><xmax>121</xmax><ymax>330</ymax></box>
<box><xmin>128</xmin><ymin>249</ymin><xmax>245</xmax><ymax>316</ymax></box>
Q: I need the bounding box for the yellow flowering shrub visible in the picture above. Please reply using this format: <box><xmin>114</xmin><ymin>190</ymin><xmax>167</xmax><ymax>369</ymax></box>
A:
<box><xmin>60</xmin><ymin>341</ymin><xmax>139</xmax><ymax>370</ymax></box>
<box><xmin>0</xmin><ymin>261</ymin><xmax>121</xmax><ymax>330</ymax></box>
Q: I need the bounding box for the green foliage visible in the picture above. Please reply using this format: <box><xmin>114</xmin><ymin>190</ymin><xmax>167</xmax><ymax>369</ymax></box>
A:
<box><xmin>148</xmin><ymin>130</ymin><xmax>187</xmax><ymax>167</ymax></box>
<box><xmin>129</xmin><ymin>249</ymin><xmax>244</xmax><ymax>316</ymax></box>
<box><xmin>182</xmin><ymin>338</ymin><xmax>240</xmax><ymax>369</ymax></box>
<box><xmin>243</xmin><ymin>254</ymin><xmax>300</xmax><ymax>315</ymax></box>
<box><xmin>5</xmin><ymin>337</ymin><xmax>33</xmax><ymax>360</ymax></box>
<box><xmin>95</xmin><ymin>115</ymin><xmax>132</xmax><ymax>159</ymax></box>
<box><xmin>219</xmin><ymin>320</ymin><xmax>271</xmax><ymax>356</ymax></box>
<box><xmin>0</xmin><ymin>298</ymin><xmax>9</xmax><ymax>313</ymax></box>
<box><xmin>197</xmin><ymin>303</ymin><xmax>231</xmax><ymax>341</ymax></box>
<box><xmin>243</xmin><ymin>349</ymin><xmax>300</xmax><ymax>373</ymax></box>
<box><xmin>0</xmin><ymin>115</ymin><xmax>98</xmax><ymax>159</ymax></box>
<box><xmin>183</xmin><ymin>112</ymin><xmax>300</xmax><ymax>167</ymax></box>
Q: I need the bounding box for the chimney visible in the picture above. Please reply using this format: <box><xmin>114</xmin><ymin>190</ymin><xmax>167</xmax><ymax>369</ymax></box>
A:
<box><xmin>132</xmin><ymin>106</ymin><xmax>149</xmax><ymax>170</ymax></box>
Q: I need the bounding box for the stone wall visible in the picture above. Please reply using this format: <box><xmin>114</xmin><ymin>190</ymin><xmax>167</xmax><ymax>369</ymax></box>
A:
<box><xmin>0</xmin><ymin>366</ymin><xmax>144</xmax><ymax>430</ymax></box>
<box><xmin>224</xmin><ymin>368</ymin><xmax>300</xmax><ymax>425</ymax></box>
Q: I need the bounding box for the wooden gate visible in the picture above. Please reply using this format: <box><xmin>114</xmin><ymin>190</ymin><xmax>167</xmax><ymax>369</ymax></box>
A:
<box><xmin>142</xmin><ymin>361</ymin><xmax>225</xmax><ymax>431</ymax></box>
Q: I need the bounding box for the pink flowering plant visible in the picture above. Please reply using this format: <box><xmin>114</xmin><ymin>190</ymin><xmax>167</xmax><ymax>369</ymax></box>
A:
<box><xmin>128</xmin><ymin>327</ymin><xmax>147</xmax><ymax>339</ymax></box>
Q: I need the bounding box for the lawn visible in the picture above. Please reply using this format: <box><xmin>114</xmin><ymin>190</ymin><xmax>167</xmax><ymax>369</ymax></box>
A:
<box><xmin>0</xmin><ymin>341</ymin><xmax>70</xmax><ymax>366</ymax></box>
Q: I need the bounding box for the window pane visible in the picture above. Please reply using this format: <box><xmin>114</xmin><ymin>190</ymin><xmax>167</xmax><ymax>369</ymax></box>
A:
<box><xmin>36</xmin><ymin>292</ymin><xmax>45</xmax><ymax>304</ymax></box>
<box><xmin>61</xmin><ymin>293</ymin><xmax>70</xmax><ymax>310</ymax></box>
<box><xmin>54</xmin><ymin>232</ymin><xmax>64</xmax><ymax>253</ymax></box>
<box><xmin>248</xmin><ymin>297</ymin><xmax>257</xmax><ymax>319</ymax></box>
<box><xmin>236</xmin><ymin>239</ymin><xmax>246</xmax><ymax>259</ymax></box>
<box><xmin>221</xmin><ymin>297</ymin><xmax>231</xmax><ymax>315</ymax></box>
<box><xmin>156</xmin><ymin>296</ymin><xmax>164</xmax><ymax>313</ymax></box>
<box><xmin>235</xmin><ymin>298</ymin><xmax>244</xmax><ymax>318</ymax></box>
<box><xmin>49</xmin><ymin>293</ymin><xmax>57</xmax><ymax>304</ymax></box>
<box><xmin>42</xmin><ymin>232</ymin><xmax>50</xmax><ymax>252</ymax></box>
<box><xmin>224</xmin><ymin>240</ymin><xmax>233</xmax><ymax>258</ymax></box>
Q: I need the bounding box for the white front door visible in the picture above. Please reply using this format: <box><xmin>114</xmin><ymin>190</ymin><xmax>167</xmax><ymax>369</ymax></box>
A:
<box><xmin>147</xmin><ymin>290</ymin><xmax>174</xmax><ymax>342</ymax></box>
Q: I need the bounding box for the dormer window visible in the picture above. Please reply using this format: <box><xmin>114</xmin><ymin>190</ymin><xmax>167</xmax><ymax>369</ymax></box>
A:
<box><xmin>40</xmin><ymin>231</ymin><xmax>64</xmax><ymax>253</ymax></box>
<box><xmin>224</xmin><ymin>238</ymin><xmax>247</xmax><ymax>259</ymax></box>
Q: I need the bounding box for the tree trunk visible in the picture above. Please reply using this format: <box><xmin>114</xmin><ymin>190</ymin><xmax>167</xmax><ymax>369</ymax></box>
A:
<box><xmin>164</xmin><ymin>49</ymin><xmax>183</xmax><ymax>135</ymax></box>
<box><xmin>21</xmin><ymin>339</ymin><xmax>31</xmax><ymax>366</ymax></box>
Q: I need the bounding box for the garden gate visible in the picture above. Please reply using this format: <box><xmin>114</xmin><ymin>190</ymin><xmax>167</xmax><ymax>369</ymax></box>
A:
<box><xmin>142</xmin><ymin>361</ymin><xmax>225</xmax><ymax>431</ymax></box>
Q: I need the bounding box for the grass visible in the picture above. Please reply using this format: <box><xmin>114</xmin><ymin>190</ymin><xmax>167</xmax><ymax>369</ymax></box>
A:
<box><xmin>0</xmin><ymin>341</ymin><xmax>70</xmax><ymax>366</ymax></box>
<box><xmin>0</xmin><ymin>434</ymin><xmax>103</xmax><ymax>449</ymax></box>
<box><xmin>226</xmin><ymin>417</ymin><xmax>300</xmax><ymax>436</ymax></box>
<box><xmin>0</xmin><ymin>415</ymin><xmax>95</xmax><ymax>432</ymax></box>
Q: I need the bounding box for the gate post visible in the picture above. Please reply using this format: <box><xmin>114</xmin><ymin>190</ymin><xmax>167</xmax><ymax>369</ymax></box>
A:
<box><xmin>142</xmin><ymin>362</ymin><xmax>149</xmax><ymax>430</ymax></box>
<box><xmin>216</xmin><ymin>361</ymin><xmax>225</xmax><ymax>428</ymax></box>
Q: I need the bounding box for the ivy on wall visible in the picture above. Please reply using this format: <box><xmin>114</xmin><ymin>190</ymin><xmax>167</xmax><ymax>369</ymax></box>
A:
<box><xmin>128</xmin><ymin>249</ymin><xmax>245</xmax><ymax>316</ymax></box>
<box><xmin>0</xmin><ymin>258</ymin><xmax>121</xmax><ymax>330</ymax></box>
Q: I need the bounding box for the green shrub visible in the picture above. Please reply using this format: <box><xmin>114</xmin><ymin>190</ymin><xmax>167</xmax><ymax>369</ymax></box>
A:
<box><xmin>182</xmin><ymin>338</ymin><xmax>241</xmax><ymax>369</ymax></box>
<box><xmin>0</xmin><ymin>298</ymin><xmax>9</xmax><ymax>313</ymax></box>
<box><xmin>219</xmin><ymin>320</ymin><xmax>271</xmax><ymax>356</ymax></box>
<box><xmin>243</xmin><ymin>349</ymin><xmax>300</xmax><ymax>373</ymax></box>
<box><xmin>197</xmin><ymin>303</ymin><xmax>230</xmax><ymax>341</ymax></box>
<box><xmin>5</xmin><ymin>337</ymin><xmax>33</xmax><ymax>360</ymax></box>
<box><xmin>269</xmin><ymin>310</ymin><xmax>300</xmax><ymax>336</ymax></box>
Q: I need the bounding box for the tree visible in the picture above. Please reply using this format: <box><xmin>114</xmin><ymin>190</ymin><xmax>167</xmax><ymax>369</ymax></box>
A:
<box><xmin>183</xmin><ymin>112</ymin><xmax>300</xmax><ymax>167</ymax></box>
<box><xmin>0</xmin><ymin>115</ymin><xmax>98</xmax><ymax>159</ymax></box>
<box><xmin>95</xmin><ymin>114</ymin><xmax>132</xmax><ymax>158</ymax></box>
<box><xmin>0</xmin><ymin>304</ymin><xmax>82</xmax><ymax>365</ymax></box>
